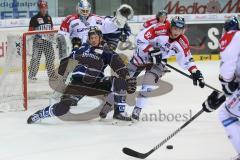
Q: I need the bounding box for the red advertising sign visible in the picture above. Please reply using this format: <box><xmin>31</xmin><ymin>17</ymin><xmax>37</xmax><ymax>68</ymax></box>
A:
<box><xmin>163</xmin><ymin>0</ymin><xmax>240</xmax><ymax>14</ymax></box>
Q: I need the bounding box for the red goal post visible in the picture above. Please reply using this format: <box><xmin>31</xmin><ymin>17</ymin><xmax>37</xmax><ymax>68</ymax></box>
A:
<box><xmin>22</xmin><ymin>30</ymin><xmax>58</xmax><ymax>110</ymax></box>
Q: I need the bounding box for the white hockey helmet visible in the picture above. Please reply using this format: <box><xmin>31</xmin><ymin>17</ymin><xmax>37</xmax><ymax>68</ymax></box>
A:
<box><xmin>77</xmin><ymin>0</ymin><xmax>91</xmax><ymax>18</ymax></box>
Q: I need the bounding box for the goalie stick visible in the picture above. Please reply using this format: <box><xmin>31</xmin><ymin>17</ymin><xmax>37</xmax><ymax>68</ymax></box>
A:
<box><xmin>122</xmin><ymin>109</ymin><xmax>205</xmax><ymax>159</ymax></box>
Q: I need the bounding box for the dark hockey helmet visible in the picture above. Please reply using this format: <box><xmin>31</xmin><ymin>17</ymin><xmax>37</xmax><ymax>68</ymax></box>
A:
<box><xmin>156</xmin><ymin>10</ymin><xmax>168</xmax><ymax>18</ymax></box>
<box><xmin>224</xmin><ymin>16</ymin><xmax>240</xmax><ymax>32</ymax></box>
<box><xmin>88</xmin><ymin>26</ymin><xmax>103</xmax><ymax>38</ymax></box>
<box><xmin>171</xmin><ymin>16</ymin><xmax>185</xmax><ymax>29</ymax></box>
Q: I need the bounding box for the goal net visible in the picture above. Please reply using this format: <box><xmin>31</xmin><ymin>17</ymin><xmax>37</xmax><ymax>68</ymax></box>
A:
<box><xmin>0</xmin><ymin>30</ymin><xmax>61</xmax><ymax>111</ymax></box>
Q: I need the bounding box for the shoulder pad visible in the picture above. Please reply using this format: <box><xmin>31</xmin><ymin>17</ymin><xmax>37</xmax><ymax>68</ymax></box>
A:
<box><xmin>176</xmin><ymin>35</ymin><xmax>190</xmax><ymax>56</ymax></box>
<box><xmin>219</xmin><ymin>30</ymin><xmax>238</xmax><ymax>52</ymax></box>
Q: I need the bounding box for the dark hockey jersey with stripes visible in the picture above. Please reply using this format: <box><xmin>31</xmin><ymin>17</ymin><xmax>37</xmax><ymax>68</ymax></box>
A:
<box><xmin>70</xmin><ymin>43</ymin><xmax>129</xmax><ymax>80</ymax></box>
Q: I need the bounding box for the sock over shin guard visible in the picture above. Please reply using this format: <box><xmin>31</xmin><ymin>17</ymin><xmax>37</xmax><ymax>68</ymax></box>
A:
<box><xmin>112</xmin><ymin>78</ymin><xmax>127</xmax><ymax>114</ymax></box>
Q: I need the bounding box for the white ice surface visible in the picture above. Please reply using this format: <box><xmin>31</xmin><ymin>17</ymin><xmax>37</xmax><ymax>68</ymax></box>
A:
<box><xmin>0</xmin><ymin>61</ymin><xmax>237</xmax><ymax>160</ymax></box>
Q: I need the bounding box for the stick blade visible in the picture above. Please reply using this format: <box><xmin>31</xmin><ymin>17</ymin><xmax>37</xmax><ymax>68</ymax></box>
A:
<box><xmin>122</xmin><ymin>147</ymin><xmax>147</xmax><ymax>159</ymax></box>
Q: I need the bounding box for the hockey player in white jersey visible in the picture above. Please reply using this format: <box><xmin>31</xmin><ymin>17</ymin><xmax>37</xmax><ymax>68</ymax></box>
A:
<box><xmin>129</xmin><ymin>16</ymin><xmax>205</xmax><ymax>120</ymax></box>
<box><xmin>57</xmin><ymin>0</ymin><xmax>133</xmax><ymax>59</ymax></box>
<box><xmin>99</xmin><ymin>16</ymin><xmax>205</xmax><ymax>120</ymax></box>
<box><xmin>203</xmin><ymin>16</ymin><xmax>240</xmax><ymax>160</ymax></box>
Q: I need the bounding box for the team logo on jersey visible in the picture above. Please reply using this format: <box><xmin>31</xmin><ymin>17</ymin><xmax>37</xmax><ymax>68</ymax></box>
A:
<box><xmin>165</xmin><ymin>43</ymin><xmax>171</xmax><ymax>49</ymax></box>
<box><xmin>172</xmin><ymin>46</ymin><xmax>179</xmax><ymax>54</ymax></box>
<box><xmin>77</xmin><ymin>28</ymin><xmax>89</xmax><ymax>33</ymax></box>
<box><xmin>37</xmin><ymin>18</ymin><xmax>44</xmax><ymax>24</ymax></box>
<box><xmin>144</xmin><ymin>31</ymin><xmax>152</xmax><ymax>39</ymax></box>
<box><xmin>72</xmin><ymin>23</ymin><xmax>79</xmax><ymax>28</ymax></box>
<box><xmin>94</xmin><ymin>49</ymin><xmax>103</xmax><ymax>55</ymax></box>
<box><xmin>82</xmin><ymin>52</ymin><xmax>100</xmax><ymax>60</ymax></box>
<box><xmin>155</xmin><ymin>29</ymin><xmax>167</xmax><ymax>35</ymax></box>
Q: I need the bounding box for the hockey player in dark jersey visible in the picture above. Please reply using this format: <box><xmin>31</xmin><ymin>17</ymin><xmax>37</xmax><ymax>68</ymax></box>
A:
<box><xmin>27</xmin><ymin>27</ymin><xmax>137</xmax><ymax>124</ymax></box>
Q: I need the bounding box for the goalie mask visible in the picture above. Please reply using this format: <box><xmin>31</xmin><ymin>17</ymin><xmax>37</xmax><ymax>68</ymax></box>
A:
<box><xmin>77</xmin><ymin>0</ymin><xmax>91</xmax><ymax>19</ymax></box>
<box><xmin>114</xmin><ymin>4</ymin><xmax>134</xmax><ymax>28</ymax></box>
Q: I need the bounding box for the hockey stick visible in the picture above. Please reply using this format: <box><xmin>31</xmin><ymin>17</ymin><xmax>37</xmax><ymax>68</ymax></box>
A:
<box><xmin>165</xmin><ymin>63</ymin><xmax>221</xmax><ymax>92</ymax></box>
<box><xmin>122</xmin><ymin>109</ymin><xmax>205</xmax><ymax>159</ymax></box>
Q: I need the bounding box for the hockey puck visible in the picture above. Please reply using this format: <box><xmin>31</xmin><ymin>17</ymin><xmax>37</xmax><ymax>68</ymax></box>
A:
<box><xmin>166</xmin><ymin>145</ymin><xmax>173</xmax><ymax>149</ymax></box>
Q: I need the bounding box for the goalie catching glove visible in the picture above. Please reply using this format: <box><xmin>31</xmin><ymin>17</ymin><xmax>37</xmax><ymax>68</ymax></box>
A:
<box><xmin>191</xmin><ymin>70</ymin><xmax>205</xmax><ymax>88</ymax></box>
<box><xmin>202</xmin><ymin>91</ymin><xmax>226</xmax><ymax>112</ymax></box>
<box><xmin>113</xmin><ymin>4</ymin><xmax>134</xmax><ymax>28</ymax></box>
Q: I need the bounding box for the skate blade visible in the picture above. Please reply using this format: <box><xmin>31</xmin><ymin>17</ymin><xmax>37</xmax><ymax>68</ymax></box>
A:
<box><xmin>131</xmin><ymin>118</ymin><xmax>140</xmax><ymax>124</ymax></box>
<box><xmin>112</xmin><ymin>119</ymin><xmax>133</xmax><ymax>126</ymax></box>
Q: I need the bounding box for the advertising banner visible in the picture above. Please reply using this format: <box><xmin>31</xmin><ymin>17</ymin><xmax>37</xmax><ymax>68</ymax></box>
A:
<box><xmin>153</xmin><ymin>0</ymin><xmax>240</xmax><ymax>14</ymax></box>
<box><xmin>117</xmin><ymin>23</ymin><xmax>224</xmax><ymax>61</ymax></box>
<box><xmin>0</xmin><ymin>0</ymin><xmax>57</xmax><ymax>19</ymax></box>
<box><xmin>0</xmin><ymin>22</ymin><xmax>225</xmax><ymax>67</ymax></box>
<box><xmin>186</xmin><ymin>23</ymin><xmax>223</xmax><ymax>55</ymax></box>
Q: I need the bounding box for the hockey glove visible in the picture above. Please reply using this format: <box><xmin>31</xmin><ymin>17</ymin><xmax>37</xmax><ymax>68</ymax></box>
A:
<box><xmin>72</xmin><ymin>37</ymin><xmax>82</xmax><ymax>49</ymax></box>
<box><xmin>119</xmin><ymin>34</ymin><xmax>128</xmax><ymax>42</ymax></box>
<box><xmin>219</xmin><ymin>75</ymin><xmax>239</xmax><ymax>96</ymax></box>
<box><xmin>149</xmin><ymin>48</ymin><xmax>163</xmax><ymax>64</ymax></box>
<box><xmin>126</xmin><ymin>77</ymin><xmax>137</xmax><ymax>94</ymax></box>
<box><xmin>202</xmin><ymin>91</ymin><xmax>226</xmax><ymax>112</ymax></box>
<box><xmin>191</xmin><ymin>70</ymin><xmax>205</xmax><ymax>88</ymax></box>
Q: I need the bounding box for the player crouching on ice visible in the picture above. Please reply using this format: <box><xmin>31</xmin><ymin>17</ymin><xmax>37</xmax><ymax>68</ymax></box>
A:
<box><xmin>27</xmin><ymin>27</ymin><xmax>137</xmax><ymax>124</ymax></box>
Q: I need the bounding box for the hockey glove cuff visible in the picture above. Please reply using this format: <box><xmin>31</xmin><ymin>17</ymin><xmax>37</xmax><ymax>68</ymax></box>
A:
<box><xmin>219</xmin><ymin>75</ymin><xmax>239</xmax><ymax>96</ymax></box>
<box><xmin>202</xmin><ymin>91</ymin><xmax>226</xmax><ymax>112</ymax></box>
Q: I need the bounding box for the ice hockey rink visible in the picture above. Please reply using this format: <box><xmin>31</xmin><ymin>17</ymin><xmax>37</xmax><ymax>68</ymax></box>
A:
<box><xmin>0</xmin><ymin>61</ymin><xmax>237</xmax><ymax>160</ymax></box>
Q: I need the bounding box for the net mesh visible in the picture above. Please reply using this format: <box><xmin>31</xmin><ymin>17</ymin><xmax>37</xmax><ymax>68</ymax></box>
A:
<box><xmin>0</xmin><ymin>30</ymin><xmax>60</xmax><ymax>112</ymax></box>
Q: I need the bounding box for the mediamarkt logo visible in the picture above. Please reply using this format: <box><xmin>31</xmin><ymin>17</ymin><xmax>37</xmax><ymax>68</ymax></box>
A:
<box><xmin>164</xmin><ymin>0</ymin><xmax>240</xmax><ymax>14</ymax></box>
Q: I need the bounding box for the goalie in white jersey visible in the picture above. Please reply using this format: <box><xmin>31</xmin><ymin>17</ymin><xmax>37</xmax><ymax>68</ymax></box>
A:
<box><xmin>130</xmin><ymin>16</ymin><xmax>205</xmax><ymax>120</ymax></box>
<box><xmin>57</xmin><ymin>0</ymin><xmax>133</xmax><ymax>59</ymax></box>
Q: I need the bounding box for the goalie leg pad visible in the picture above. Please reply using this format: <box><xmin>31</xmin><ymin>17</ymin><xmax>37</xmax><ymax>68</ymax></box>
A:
<box><xmin>57</xmin><ymin>34</ymin><xmax>68</xmax><ymax>59</ymax></box>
